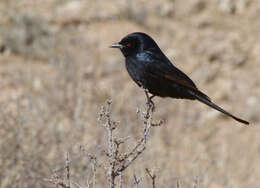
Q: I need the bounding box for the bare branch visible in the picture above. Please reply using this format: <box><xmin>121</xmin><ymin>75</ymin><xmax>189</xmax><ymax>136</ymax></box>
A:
<box><xmin>65</xmin><ymin>152</ymin><xmax>71</xmax><ymax>188</ymax></box>
<box><xmin>98</xmin><ymin>99</ymin><xmax>162</xmax><ymax>187</ymax></box>
<box><xmin>45</xmin><ymin>153</ymin><xmax>73</xmax><ymax>188</ymax></box>
<box><xmin>133</xmin><ymin>174</ymin><xmax>141</xmax><ymax>188</ymax></box>
<box><xmin>119</xmin><ymin>172</ymin><xmax>123</xmax><ymax>188</ymax></box>
<box><xmin>48</xmin><ymin>98</ymin><xmax>162</xmax><ymax>188</ymax></box>
<box><xmin>176</xmin><ymin>180</ymin><xmax>181</xmax><ymax>188</ymax></box>
<box><xmin>72</xmin><ymin>181</ymin><xmax>82</xmax><ymax>188</ymax></box>
<box><xmin>145</xmin><ymin>168</ymin><xmax>156</xmax><ymax>188</ymax></box>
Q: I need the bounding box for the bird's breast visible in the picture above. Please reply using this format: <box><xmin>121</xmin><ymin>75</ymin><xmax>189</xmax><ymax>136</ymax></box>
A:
<box><xmin>125</xmin><ymin>56</ymin><xmax>147</xmax><ymax>87</ymax></box>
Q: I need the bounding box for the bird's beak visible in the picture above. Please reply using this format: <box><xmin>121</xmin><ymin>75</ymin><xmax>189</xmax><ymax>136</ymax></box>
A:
<box><xmin>109</xmin><ymin>43</ymin><xmax>123</xmax><ymax>49</ymax></box>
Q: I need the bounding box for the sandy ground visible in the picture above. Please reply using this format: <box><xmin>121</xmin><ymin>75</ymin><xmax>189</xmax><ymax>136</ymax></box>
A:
<box><xmin>0</xmin><ymin>0</ymin><xmax>259</xmax><ymax>187</ymax></box>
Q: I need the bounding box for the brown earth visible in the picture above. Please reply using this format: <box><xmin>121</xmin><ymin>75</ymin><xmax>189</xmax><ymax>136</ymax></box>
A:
<box><xmin>0</xmin><ymin>0</ymin><xmax>259</xmax><ymax>187</ymax></box>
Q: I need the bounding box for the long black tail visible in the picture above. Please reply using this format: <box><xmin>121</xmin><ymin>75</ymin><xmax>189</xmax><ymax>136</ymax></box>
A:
<box><xmin>189</xmin><ymin>90</ymin><xmax>249</xmax><ymax>125</ymax></box>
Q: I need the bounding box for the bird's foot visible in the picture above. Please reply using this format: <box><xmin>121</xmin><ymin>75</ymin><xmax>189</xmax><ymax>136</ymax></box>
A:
<box><xmin>144</xmin><ymin>89</ymin><xmax>155</xmax><ymax>112</ymax></box>
<box><xmin>146</xmin><ymin>99</ymin><xmax>155</xmax><ymax>112</ymax></box>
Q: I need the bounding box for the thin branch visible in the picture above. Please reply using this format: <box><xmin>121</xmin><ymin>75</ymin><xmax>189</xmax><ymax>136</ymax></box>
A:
<box><xmin>194</xmin><ymin>176</ymin><xmax>199</xmax><ymax>188</ymax></box>
<box><xmin>133</xmin><ymin>174</ymin><xmax>141</xmax><ymax>188</ymax></box>
<box><xmin>65</xmin><ymin>152</ymin><xmax>71</xmax><ymax>188</ymax></box>
<box><xmin>72</xmin><ymin>181</ymin><xmax>82</xmax><ymax>188</ymax></box>
<box><xmin>48</xmin><ymin>98</ymin><xmax>163</xmax><ymax>188</ymax></box>
<box><xmin>92</xmin><ymin>159</ymin><xmax>97</xmax><ymax>188</ymax></box>
<box><xmin>119</xmin><ymin>172</ymin><xmax>123</xmax><ymax>188</ymax></box>
<box><xmin>44</xmin><ymin>153</ymin><xmax>72</xmax><ymax>188</ymax></box>
<box><xmin>176</xmin><ymin>180</ymin><xmax>181</xmax><ymax>188</ymax></box>
<box><xmin>99</xmin><ymin>99</ymin><xmax>162</xmax><ymax>187</ymax></box>
<box><xmin>145</xmin><ymin>168</ymin><xmax>156</xmax><ymax>188</ymax></box>
<box><xmin>114</xmin><ymin>102</ymin><xmax>154</xmax><ymax>176</ymax></box>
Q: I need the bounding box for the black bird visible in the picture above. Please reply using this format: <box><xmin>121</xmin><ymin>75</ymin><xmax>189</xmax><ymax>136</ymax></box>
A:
<box><xmin>110</xmin><ymin>32</ymin><xmax>249</xmax><ymax>125</ymax></box>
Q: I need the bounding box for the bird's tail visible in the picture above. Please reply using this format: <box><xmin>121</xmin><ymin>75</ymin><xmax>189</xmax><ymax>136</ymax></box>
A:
<box><xmin>188</xmin><ymin>90</ymin><xmax>249</xmax><ymax>125</ymax></box>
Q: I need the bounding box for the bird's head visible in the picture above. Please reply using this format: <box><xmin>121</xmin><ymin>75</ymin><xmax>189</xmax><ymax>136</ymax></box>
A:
<box><xmin>110</xmin><ymin>32</ymin><xmax>159</xmax><ymax>57</ymax></box>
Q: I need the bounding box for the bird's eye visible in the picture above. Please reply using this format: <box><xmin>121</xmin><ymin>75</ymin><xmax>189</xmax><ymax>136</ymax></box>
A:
<box><xmin>126</xmin><ymin>42</ymin><xmax>132</xmax><ymax>47</ymax></box>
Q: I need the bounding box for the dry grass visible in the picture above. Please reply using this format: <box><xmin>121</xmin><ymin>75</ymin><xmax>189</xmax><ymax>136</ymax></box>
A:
<box><xmin>0</xmin><ymin>0</ymin><xmax>259</xmax><ymax>187</ymax></box>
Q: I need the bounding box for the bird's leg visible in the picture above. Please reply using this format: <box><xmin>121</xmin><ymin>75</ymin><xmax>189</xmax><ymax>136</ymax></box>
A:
<box><xmin>149</xmin><ymin>96</ymin><xmax>155</xmax><ymax>112</ymax></box>
<box><xmin>137</xmin><ymin>81</ymin><xmax>156</xmax><ymax>112</ymax></box>
<box><xmin>144</xmin><ymin>89</ymin><xmax>155</xmax><ymax>112</ymax></box>
<box><xmin>149</xmin><ymin>95</ymin><xmax>156</xmax><ymax>100</ymax></box>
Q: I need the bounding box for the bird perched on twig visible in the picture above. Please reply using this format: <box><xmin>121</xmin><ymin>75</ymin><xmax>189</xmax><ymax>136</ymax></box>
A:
<box><xmin>110</xmin><ymin>32</ymin><xmax>249</xmax><ymax>125</ymax></box>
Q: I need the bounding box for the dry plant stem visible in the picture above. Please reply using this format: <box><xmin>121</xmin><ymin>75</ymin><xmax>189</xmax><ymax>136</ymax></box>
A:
<box><xmin>47</xmin><ymin>99</ymin><xmax>162</xmax><ymax>188</ymax></box>
<box><xmin>72</xmin><ymin>182</ymin><xmax>82</xmax><ymax>188</ymax></box>
<box><xmin>114</xmin><ymin>101</ymin><xmax>154</xmax><ymax>175</ymax></box>
<box><xmin>44</xmin><ymin>153</ymin><xmax>72</xmax><ymax>188</ymax></box>
<box><xmin>80</xmin><ymin>145</ymin><xmax>103</xmax><ymax>188</ymax></box>
<box><xmin>66</xmin><ymin>152</ymin><xmax>71</xmax><ymax>188</ymax></box>
<box><xmin>92</xmin><ymin>161</ymin><xmax>96</xmax><ymax>188</ymax></box>
<box><xmin>194</xmin><ymin>177</ymin><xmax>198</xmax><ymax>188</ymax></box>
<box><xmin>176</xmin><ymin>180</ymin><xmax>180</xmax><ymax>188</ymax></box>
<box><xmin>99</xmin><ymin>99</ymin><xmax>162</xmax><ymax>188</ymax></box>
<box><xmin>145</xmin><ymin>168</ymin><xmax>156</xmax><ymax>188</ymax></box>
<box><xmin>119</xmin><ymin>172</ymin><xmax>123</xmax><ymax>188</ymax></box>
<box><xmin>102</xmin><ymin>100</ymin><xmax>117</xmax><ymax>188</ymax></box>
<box><xmin>133</xmin><ymin>174</ymin><xmax>141</xmax><ymax>188</ymax></box>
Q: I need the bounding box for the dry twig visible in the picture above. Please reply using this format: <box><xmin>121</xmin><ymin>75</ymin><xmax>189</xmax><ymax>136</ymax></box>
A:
<box><xmin>48</xmin><ymin>98</ymin><xmax>162</xmax><ymax>188</ymax></box>
<box><xmin>133</xmin><ymin>174</ymin><xmax>141</xmax><ymax>188</ymax></box>
<box><xmin>145</xmin><ymin>168</ymin><xmax>156</xmax><ymax>188</ymax></box>
<box><xmin>98</xmin><ymin>99</ymin><xmax>162</xmax><ymax>188</ymax></box>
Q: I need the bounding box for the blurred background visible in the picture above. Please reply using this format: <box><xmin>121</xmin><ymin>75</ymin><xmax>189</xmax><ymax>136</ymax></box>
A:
<box><xmin>0</xmin><ymin>0</ymin><xmax>259</xmax><ymax>187</ymax></box>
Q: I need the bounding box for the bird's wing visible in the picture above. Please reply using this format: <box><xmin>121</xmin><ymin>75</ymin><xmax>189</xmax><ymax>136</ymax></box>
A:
<box><xmin>144</xmin><ymin>51</ymin><xmax>211</xmax><ymax>101</ymax></box>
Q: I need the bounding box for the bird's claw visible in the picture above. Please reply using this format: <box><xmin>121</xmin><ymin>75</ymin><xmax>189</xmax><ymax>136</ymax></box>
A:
<box><xmin>144</xmin><ymin>88</ymin><xmax>155</xmax><ymax>112</ymax></box>
<box><xmin>146</xmin><ymin>98</ymin><xmax>155</xmax><ymax>112</ymax></box>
